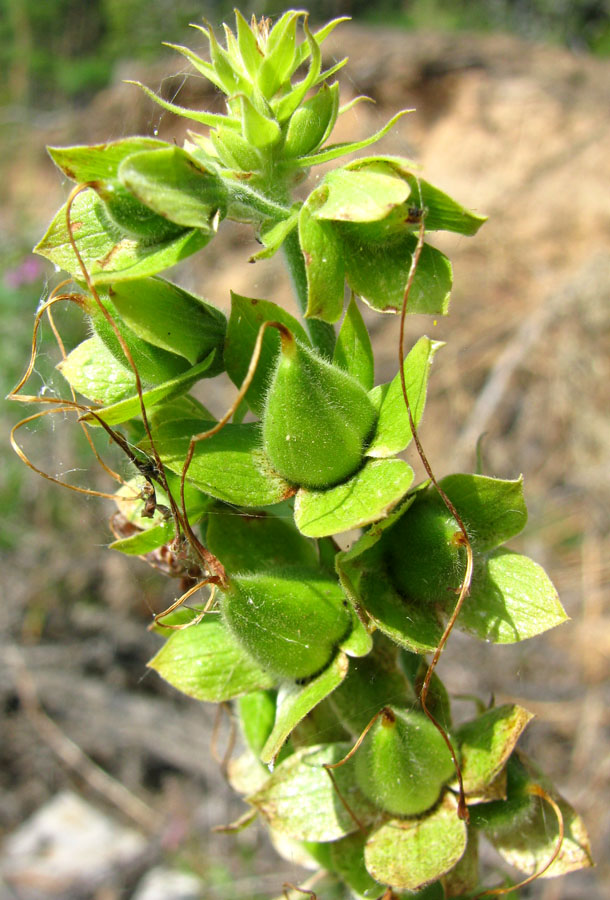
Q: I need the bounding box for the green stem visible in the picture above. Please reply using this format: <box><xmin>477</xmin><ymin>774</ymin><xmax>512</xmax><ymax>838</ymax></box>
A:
<box><xmin>283</xmin><ymin>229</ymin><xmax>336</xmax><ymax>358</ymax></box>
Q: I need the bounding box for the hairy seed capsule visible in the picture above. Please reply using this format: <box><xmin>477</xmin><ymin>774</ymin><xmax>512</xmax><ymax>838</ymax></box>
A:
<box><xmin>354</xmin><ymin>707</ymin><xmax>455</xmax><ymax>817</ymax></box>
<box><xmin>84</xmin><ymin>293</ymin><xmax>189</xmax><ymax>385</ymax></box>
<box><xmin>386</xmin><ymin>499</ymin><xmax>466</xmax><ymax>604</ymax></box>
<box><xmin>220</xmin><ymin>568</ymin><xmax>352</xmax><ymax>680</ymax></box>
<box><xmin>262</xmin><ymin>330</ymin><xmax>377</xmax><ymax>489</ymax></box>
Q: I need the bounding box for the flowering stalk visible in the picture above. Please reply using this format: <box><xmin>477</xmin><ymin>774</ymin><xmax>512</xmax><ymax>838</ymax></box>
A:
<box><xmin>11</xmin><ymin>10</ymin><xmax>592</xmax><ymax>898</ymax></box>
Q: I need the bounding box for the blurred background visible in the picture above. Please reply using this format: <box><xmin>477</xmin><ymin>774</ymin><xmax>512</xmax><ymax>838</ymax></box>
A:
<box><xmin>1</xmin><ymin>1</ymin><xmax>609</xmax><ymax>898</ymax></box>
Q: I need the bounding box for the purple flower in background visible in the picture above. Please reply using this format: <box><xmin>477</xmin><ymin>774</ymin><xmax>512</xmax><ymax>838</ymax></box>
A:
<box><xmin>4</xmin><ymin>256</ymin><xmax>44</xmax><ymax>289</ymax></box>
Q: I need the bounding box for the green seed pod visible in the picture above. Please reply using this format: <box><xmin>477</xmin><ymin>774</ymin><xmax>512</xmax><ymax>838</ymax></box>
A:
<box><xmin>96</xmin><ymin>182</ymin><xmax>185</xmax><ymax>241</ymax></box>
<box><xmin>220</xmin><ymin>567</ymin><xmax>352</xmax><ymax>680</ymax></box>
<box><xmin>354</xmin><ymin>707</ymin><xmax>455</xmax><ymax>817</ymax></box>
<box><xmin>385</xmin><ymin>497</ymin><xmax>466</xmax><ymax>604</ymax></box>
<box><xmin>283</xmin><ymin>82</ymin><xmax>339</xmax><ymax>159</ymax></box>
<box><xmin>262</xmin><ymin>329</ymin><xmax>377</xmax><ymax>489</ymax></box>
<box><xmin>210</xmin><ymin>126</ymin><xmax>263</xmax><ymax>173</ymax></box>
<box><xmin>107</xmin><ymin>278</ymin><xmax>226</xmax><ymax>372</ymax></box>
<box><xmin>84</xmin><ymin>293</ymin><xmax>189</xmax><ymax>386</ymax></box>
<box><xmin>468</xmin><ymin>754</ymin><xmax>536</xmax><ymax>834</ymax></box>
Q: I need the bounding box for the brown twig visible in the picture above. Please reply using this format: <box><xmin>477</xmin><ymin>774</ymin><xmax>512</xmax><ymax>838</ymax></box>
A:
<box><xmin>7</xmin><ymin>645</ymin><xmax>162</xmax><ymax>834</ymax></box>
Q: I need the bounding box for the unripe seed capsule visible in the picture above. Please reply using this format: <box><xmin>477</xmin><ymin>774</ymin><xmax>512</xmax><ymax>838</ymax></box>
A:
<box><xmin>386</xmin><ymin>499</ymin><xmax>466</xmax><ymax>604</ymax></box>
<box><xmin>262</xmin><ymin>330</ymin><xmax>377</xmax><ymax>489</ymax></box>
<box><xmin>220</xmin><ymin>568</ymin><xmax>352</xmax><ymax>680</ymax></box>
<box><xmin>354</xmin><ymin>707</ymin><xmax>455</xmax><ymax>817</ymax></box>
<box><xmin>84</xmin><ymin>293</ymin><xmax>189</xmax><ymax>385</ymax></box>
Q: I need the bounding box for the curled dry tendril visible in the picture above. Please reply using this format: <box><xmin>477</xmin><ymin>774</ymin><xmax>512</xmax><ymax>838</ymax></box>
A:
<box><xmin>283</xmin><ymin>884</ymin><xmax>317</xmax><ymax>900</ymax></box>
<box><xmin>9</xmin><ymin>284</ymin><xmax>139</xmax><ymax>501</ymax></box>
<box><xmin>468</xmin><ymin>784</ymin><xmax>564</xmax><ymax>898</ymax></box>
<box><xmin>8</xmin><ymin>184</ymin><xmax>221</xmax><ymax>624</ymax></box>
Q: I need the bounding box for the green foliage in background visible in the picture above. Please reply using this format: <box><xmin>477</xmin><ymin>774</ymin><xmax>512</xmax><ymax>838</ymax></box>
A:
<box><xmin>1</xmin><ymin>0</ymin><xmax>608</xmax><ymax>107</ymax></box>
<box><xmin>364</xmin><ymin>0</ymin><xmax>610</xmax><ymax>54</ymax></box>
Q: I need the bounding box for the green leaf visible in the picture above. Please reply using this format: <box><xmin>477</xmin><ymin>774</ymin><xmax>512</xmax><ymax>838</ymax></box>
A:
<box><xmin>364</xmin><ymin>794</ymin><xmax>468</xmax><ymax>891</ymax></box>
<box><xmin>252</xmin><ymin>209</ymin><xmax>299</xmax><ymax>261</ymax></box>
<box><xmin>127</xmin><ymin>80</ymin><xmax>241</xmax><ymax>129</ymax></box>
<box><xmin>57</xmin><ymin>334</ymin><xmax>135</xmax><ymax>405</ymax></box>
<box><xmin>411</xmin><ymin>175</ymin><xmax>487</xmax><ymax>234</ymax></box>
<box><xmin>299</xmin><ymin>190</ymin><xmax>345</xmax><ymax>323</ymax></box>
<box><xmin>108</xmin><ymin>521</ymin><xmax>175</xmax><ymax>556</ymax></box>
<box><xmin>234</xmin><ymin>10</ymin><xmax>262</xmax><ymax>79</ymax></box>
<box><xmin>239</xmin><ymin>95</ymin><xmax>282</xmax><ymax>148</ymax></box>
<box><xmin>429</xmin><ymin>474</ymin><xmax>528</xmax><ymax>552</ymax></box>
<box><xmin>330</xmin><ymin>832</ymin><xmax>385</xmax><ymax>899</ymax></box>
<box><xmin>335</xmin><ymin>493</ymin><xmax>421</xmax><ymax>644</ymax></box>
<box><xmin>344</xmin><ymin>157</ymin><xmax>487</xmax><ymax>237</ymax></box>
<box><xmin>273</xmin><ymin>17</ymin><xmax>321</xmax><ymax>122</ymax></box>
<box><xmin>48</xmin><ymin>138</ymin><xmax>198</xmax><ymax>242</ymax></box>
<box><xmin>35</xmin><ymin>189</ymin><xmax>208</xmax><ymax>283</ymax></box>
<box><xmin>480</xmin><ymin>755</ymin><xmax>593</xmax><ymax>878</ymax></box>
<box><xmin>331</xmin><ymin>832</ymin><xmax>447</xmax><ymax>899</ymax></box>
<box><xmin>258</xmin><ymin>11</ymin><xmax>299</xmax><ymax>97</ymax></box>
<box><xmin>458</xmin><ymin>704</ymin><xmax>534</xmax><ymax>796</ymax></box>
<box><xmin>338</xmin><ymin>491</ymin><xmax>421</xmax><ymax>569</ymax></box>
<box><xmin>82</xmin><ymin>353</ymin><xmax>215</xmax><ymax>426</ymax></box>
<box><xmin>223</xmin><ymin>292</ymin><xmax>310</xmax><ymax>417</ymax></box>
<box><xmin>341</xmin><ymin>228</ymin><xmax>453</xmax><ymax>316</ymax></box>
<box><xmin>238</xmin><ymin>690</ymin><xmax>278</xmax><ymax>757</ymax></box>
<box><xmin>313</xmin><ymin>166</ymin><xmax>411</xmax><ymax>223</ymax></box>
<box><xmin>109</xmin><ymin>481</ymin><xmax>212</xmax><ymax>556</ymax></box>
<box><xmin>48</xmin><ymin>137</ymin><xmax>169</xmax><ymax>182</ymax></box>
<box><xmin>162</xmin><ymin>42</ymin><xmax>227</xmax><ymax>95</ymax></box>
<box><xmin>148</xmin><ymin>394</ymin><xmax>214</xmax><ymax>428</ymax></box>
<box><xmin>205</xmin><ymin>507</ymin><xmax>318</xmax><ymax>571</ymax></box>
<box><xmin>442</xmin><ymin>827</ymin><xmax>480</xmax><ymax>897</ymax></box>
<box><xmin>356</xmin><ymin>570</ymin><xmax>443</xmax><ymax>654</ymax></box>
<box><xmin>293</xmin><ymin>17</ymin><xmax>350</xmax><ymax>69</ymax></box>
<box><xmin>87</xmin><ymin>291</ymin><xmax>191</xmax><ymax>386</ymax></box>
<box><xmin>105</xmin><ymin>277</ymin><xmax>226</xmax><ymax>369</ymax></box>
<box><xmin>248</xmin><ymin>742</ymin><xmax>377</xmax><ymax>842</ymax></box>
<box><xmin>148</xmin><ymin>617</ymin><xmax>274</xmax><ymax>702</ymax></box>
<box><xmin>294</xmin><ymin>110</ymin><xmax>410</xmax><ymax>168</ymax></box>
<box><xmin>333</xmin><ymin>295</ymin><xmax>374</xmax><ymax>391</ymax></box>
<box><xmin>118</xmin><ymin>147</ymin><xmax>228</xmax><ymax>230</ymax></box>
<box><xmin>366</xmin><ymin>337</ymin><xmax>441</xmax><ymax>458</ymax></box>
<box><xmin>198</xmin><ymin>21</ymin><xmax>249</xmax><ymax>95</ymax></box>
<box><xmin>339</xmin><ymin>610</ymin><xmax>374</xmax><ymax>659</ymax></box>
<box><xmin>459</xmin><ymin>549</ymin><xmax>568</xmax><ymax>643</ymax></box>
<box><xmin>210</xmin><ymin>126</ymin><xmax>263</xmax><ymax>173</ymax></box>
<box><xmin>261</xmin><ymin>653</ymin><xmax>349</xmax><ymax>764</ymax></box>
<box><xmin>143</xmin><ymin>417</ymin><xmax>292</xmax><ymax>508</ymax></box>
<box><xmin>295</xmin><ymin>459</ymin><xmax>414</xmax><ymax>539</ymax></box>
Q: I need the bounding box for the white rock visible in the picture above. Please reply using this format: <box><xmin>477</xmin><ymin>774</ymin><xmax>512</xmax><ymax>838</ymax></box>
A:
<box><xmin>0</xmin><ymin>790</ymin><xmax>146</xmax><ymax>897</ymax></box>
<box><xmin>132</xmin><ymin>866</ymin><xmax>204</xmax><ymax>900</ymax></box>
